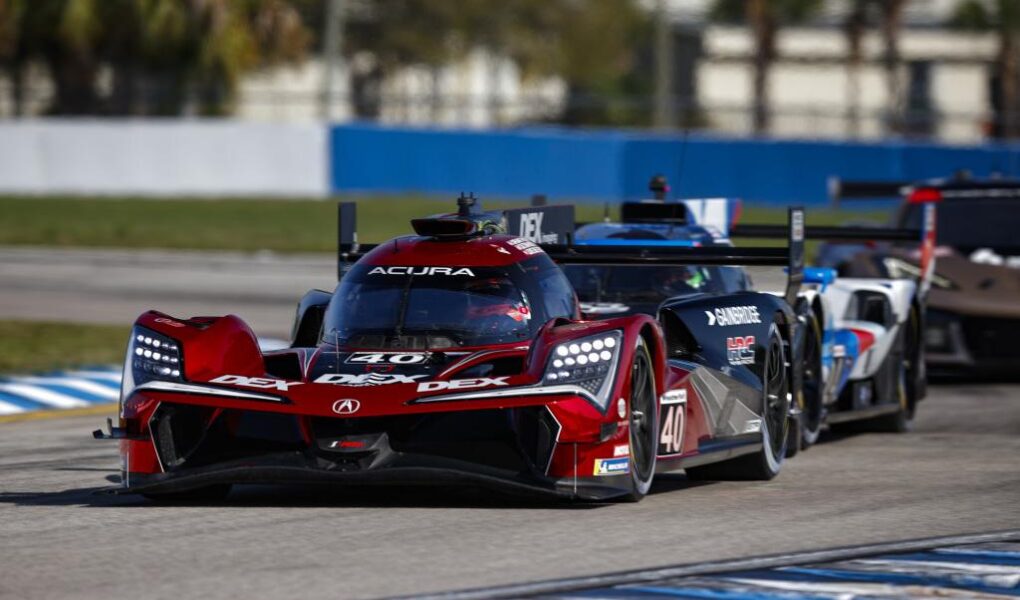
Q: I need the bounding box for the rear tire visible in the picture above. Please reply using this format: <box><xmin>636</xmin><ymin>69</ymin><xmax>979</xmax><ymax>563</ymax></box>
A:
<box><xmin>798</xmin><ymin>311</ymin><xmax>825</xmax><ymax>448</ymax></box>
<box><xmin>686</xmin><ymin>321</ymin><xmax>788</xmax><ymax>481</ymax></box>
<box><xmin>620</xmin><ymin>337</ymin><xmax>657</xmax><ymax>502</ymax></box>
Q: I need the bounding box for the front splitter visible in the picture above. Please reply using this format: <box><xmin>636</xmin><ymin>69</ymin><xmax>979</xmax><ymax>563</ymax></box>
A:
<box><xmin>110</xmin><ymin>452</ymin><xmax>633</xmax><ymax>502</ymax></box>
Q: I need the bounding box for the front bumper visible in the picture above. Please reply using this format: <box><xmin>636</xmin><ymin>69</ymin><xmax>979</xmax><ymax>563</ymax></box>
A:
<box><xmin>110</xmin><ymin>399</ymin><xmax>633</xmax><ymax>501</ymax></box>
<box><xmin>926</xmin><ymin>309</ymin><xmax>1020</xmax><ymax>372</ymax></box>
<box><xmin>114</xmin><ymin>450</ymin><xmax>632</xmax><ymax>501</ymax></box>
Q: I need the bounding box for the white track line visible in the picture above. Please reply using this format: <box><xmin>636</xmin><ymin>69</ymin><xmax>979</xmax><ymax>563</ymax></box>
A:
<box><xmin>0</xmin><ymin>383</ymin><xmax>90</xmax><ymax>409</ymax></box>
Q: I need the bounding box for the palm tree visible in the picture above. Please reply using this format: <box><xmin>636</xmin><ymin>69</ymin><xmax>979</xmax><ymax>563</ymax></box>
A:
<box><xmin>710</xmin><ymin>0</ymin><xmax>822</xmax><ymax>136</ymax></box>
<box><xmin>843</xmin><ymin>0</ymin><xmax>871</xmax><ymax>138</ymax></box>
<box><xmin>879</xmin><ymin>0</ymin><xmax>908</xmax><ymax>135</ymax></box>
<box><xmin>950</xmin><ymin>0</ymin><xmax>1020</xmax><ymax>138</ymax></box>
<box><xmin>6</xmin><ymin>0</ymin><xmax>311</xmax><ymax>116</ymax></box>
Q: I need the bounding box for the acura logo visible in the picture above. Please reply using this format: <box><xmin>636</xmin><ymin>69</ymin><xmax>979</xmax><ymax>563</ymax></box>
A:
<box><xmin>332</xmin><ymin>398</ymin><xmax>361</xmax><ymax>415</ymax></box>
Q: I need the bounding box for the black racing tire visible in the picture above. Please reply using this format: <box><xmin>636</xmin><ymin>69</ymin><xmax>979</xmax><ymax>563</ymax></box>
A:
<box><xmin>620</xmin><ymin>337</ymin><xmax>657</xmax><ymax>502</ymax></box>
<box><xmin>798</xmin><ymin>310</ymin><xmax>825</xmax><ymax>449</ymax></box>
<box><xmin>142</xmin><ymin>484</ymin><xmax>232</xmax><ymax>504</ymax></box>
<box><xmin>686</xmin><ymin>321</ymin><xmax>789</xmax><ymax>481</ymax></box>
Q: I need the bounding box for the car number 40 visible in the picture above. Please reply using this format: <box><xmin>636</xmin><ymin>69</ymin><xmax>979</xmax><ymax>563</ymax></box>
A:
<box><xmin>659</xmin><ymin>404</ymin><xmax>686</xmax><ymax>455</ymax></box>
<box><xmin>346</xmin><ymin>353</ymin><xmax>428</xmax><ymax>365</ymax></box>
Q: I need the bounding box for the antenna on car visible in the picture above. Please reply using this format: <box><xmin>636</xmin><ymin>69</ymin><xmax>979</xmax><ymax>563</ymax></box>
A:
<box><xmin>457</xmin><ymin>191</ymin><xmax>480</xmax><ymax>216</ymax></box>
<box><xmin>649</xmin><ymin>174</ymin><xmax>670</xmax><ymax>202</ymax></box>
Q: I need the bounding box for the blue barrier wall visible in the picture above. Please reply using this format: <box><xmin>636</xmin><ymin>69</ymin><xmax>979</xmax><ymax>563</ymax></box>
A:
<box><xmin>330</xmin><ymin>123</ymin><xmax>1020</xmax><ymax>205</ymax></box>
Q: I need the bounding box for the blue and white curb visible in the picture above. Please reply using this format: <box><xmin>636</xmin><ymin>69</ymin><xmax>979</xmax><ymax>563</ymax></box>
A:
<box><xmin>424</xmin><ymin>532</ymin><xmax>1020</xmax><ymax>600</ymax></box>
<box><xmin>0</xmin><ymin>367</ymin><xmax>121</xmax><ymax>415</ymax></box>
<box><xmin>558</xmin><ymin>541</ymin><xmax>1020</xmax><ymax>599</ymax></box>
<box><xmin>0</xmin><ymin>337</ymin><xmax>291</xmax><ymax>416</ymax></box>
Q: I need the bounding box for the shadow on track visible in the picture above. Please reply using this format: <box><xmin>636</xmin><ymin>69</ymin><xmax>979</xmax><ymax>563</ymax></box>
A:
<box><xmin>0</xmin><ymin>471</ymin><xmax>721</xmax><ymax>510</ymax></box>
<box><xmin>0</xmin><ymin>480</ymin><xmax>604</xmax><ymax>510</ymax></box>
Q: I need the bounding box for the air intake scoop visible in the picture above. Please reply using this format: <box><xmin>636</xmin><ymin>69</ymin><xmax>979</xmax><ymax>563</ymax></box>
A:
<box><xmin>410</xmin><ymin>193</ymin><xmax>504</xmax><ymax>239</ymax></box>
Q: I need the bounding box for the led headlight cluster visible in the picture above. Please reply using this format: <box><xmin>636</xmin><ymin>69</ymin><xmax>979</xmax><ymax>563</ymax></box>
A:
<box><xmin>121</xmin><ymin>326</ymin><xmax>183</xmax><ymax>407</ymax></box>
<box><xmin>543</xmin><ymin>330</ymin><xmax>622</xmax><ymax>411</ymax></box>
<box><xmin>132</xmin><ymin>330</ymin><xmax>181</xmax><ymax>379</ymax></box>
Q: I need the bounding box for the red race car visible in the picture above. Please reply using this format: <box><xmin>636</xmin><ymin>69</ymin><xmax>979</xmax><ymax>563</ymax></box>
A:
<box><xmin>96</xmin><ymin>197</ymin><xmax>805</xmax><ymax>502</ymax></box>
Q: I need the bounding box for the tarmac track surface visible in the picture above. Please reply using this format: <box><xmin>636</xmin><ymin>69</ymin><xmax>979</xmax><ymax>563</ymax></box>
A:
<box><xmin>1</xmin><ymin>384</ymin><xmax>1018</xmax><ymax>600</ymax></box>
<box><xmin>0</xmin><ymin>247</ymin><xmax>337</xmax><ymax>338</ymax></box>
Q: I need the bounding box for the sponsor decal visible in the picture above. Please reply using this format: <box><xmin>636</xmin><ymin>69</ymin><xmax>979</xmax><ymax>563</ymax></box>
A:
<box><xmin>726</xmin><ymin>335</ymin><xmax>756</xmax><ymax>365</ymax></box>
<box><xmin>594</xmin><ymin>457</ymin><xmax>630</xmax><ymax>476</ymax></box>
<box><xmin>209</xmin><ymin>374</ymin><xmax>303</xmax><ymax>392</ymax></box>
<box><xmin>792</xmin><ymin>210</ymin><xmax>805</xmax><ymax>242</ymax></box>
<box><xmin>416</xmin><ymin>376</ymin><xmax>510</xmax><ymax>393</ymax></box>
<box><xmin>154</xmin><ymin>317</ymin><xmax>185</xmax><ymax>328</ymax></box>
<box><xmin>346</xmin><ymin>352</ymin><xmax>429</xmax><ymax>365</ymax></box>
<box><xmin>613</xmin><ymin>444</ymin><xmax>630</xmax><ymax>458</ymax></box>
<box><xmin>743</xmin><ymin>419</ymin><xmax>762</xmax><ymax>433</ymax></box>
<box><xmin>661</xmin><ymin>389</ymin><xmax>687</xmax><ymax>405</ymax></box>
<box><xmin>517</xmin><ymin>213</ymin><xmax>559</xmax><ymax>244</ymax></box>
<box><xmin>368</xmin><ymin>266</ymin><xmax>475</xmax><ymax>276</ymax></box>
<box><xmin>659</xmin><ymin>389</ymin><xmax>688</xmax><ymax>455</ymax></box>
<box><xmin>332</xmin><ymin>398</ymin><xmax>361</xmax><ymax>415</ymax></box>
<box><xmin>314</xmin><ymin>373</ymin><xmax>427</xmax><ymax>386</ymax></box>
<box><xmin>506</xmin><ymin>237</ymin><xmax>544</xmax><ymax>256</ymax></box>
<box><xmin>580</xmin><ymin>302</ymin><xmax>630</xmax><ymax>315</ymax></box>
<box><xmin>705</xmin><ymin>305</ymin><xmax>761</xmax><ymax>327</ymax></box>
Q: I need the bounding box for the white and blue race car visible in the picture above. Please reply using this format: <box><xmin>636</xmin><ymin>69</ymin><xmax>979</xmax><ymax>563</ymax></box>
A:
<box><xmin>558</xmin><ymin>177</ymin><xmax>936</xmax><ymax>450</ymax></box>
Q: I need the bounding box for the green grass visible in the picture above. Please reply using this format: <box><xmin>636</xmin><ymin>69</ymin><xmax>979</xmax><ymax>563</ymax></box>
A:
<box><xmin>0</xmin><ymin>320</ymin><xmax>128</xmax><ymax>374</ymax></box>
<box><xmin>0</xmin><ymin>196</ymin><xmax>609</xmax><ymax>252</ymax></box>
<box><xmin>0</xmin><ymin>195</ymin><xmax>890</xmax><ymax>253</ymax></box>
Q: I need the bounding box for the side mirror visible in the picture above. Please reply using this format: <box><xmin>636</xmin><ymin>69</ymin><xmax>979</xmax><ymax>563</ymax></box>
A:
<box><xmin>803</xmin><ymin>267</ymin><xmax>837</xmax><ymax>291</ymax></box>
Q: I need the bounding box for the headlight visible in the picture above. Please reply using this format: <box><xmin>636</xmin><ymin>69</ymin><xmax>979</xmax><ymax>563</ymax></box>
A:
<box><xmin>882</xmin><ymin>257</ymin><xmax>955</xmax><ymax>290</ymax></box>
<box><xmin>543</xmin><ymin>330</ymin><xmax>622</xmax><ymax>412</ymax></box>
<box><xmin>121</xmin><ymin>326</ymin><xmax>183</xmax><ymax>407</ymax></box>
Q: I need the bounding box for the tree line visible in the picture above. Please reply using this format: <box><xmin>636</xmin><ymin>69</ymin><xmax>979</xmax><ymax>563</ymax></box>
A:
<box><xmin>1</xmin><ymin>0</ymin><xmax>1018</xmax><ymax>138</ymax></box>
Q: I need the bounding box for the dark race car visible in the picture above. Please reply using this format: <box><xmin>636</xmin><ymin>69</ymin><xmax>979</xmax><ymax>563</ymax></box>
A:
<box><xmin>96</xmin><ymin>196</ymin><xmax>805</xmax><ymax>502</ymax></box>
<box><xmin>562</xmin><ymin>199</ymin><xmax>752</xmax><ymax>318</ymax></box>
<box><xmin>821</xmin><ymin>177</ymin><xmax>1020</xmax><ymax>374</ymax></box>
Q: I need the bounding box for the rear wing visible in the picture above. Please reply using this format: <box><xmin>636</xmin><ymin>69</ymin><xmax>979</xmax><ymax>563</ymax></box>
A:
<box><xmin>828</xmin><ymin>177</ymin><xmax>909</xmax><ymax>205</ymax></box>
<box><xmin>542</xmin><ymin>207</ymin><xmax>806</xmax><ymax>307</ymax></box>
<box><xmin>336</xmin><ymin>201</ymin><xmax>577</xmax><ymax>278</ymax></box>
<box><xmin>731</xmin><ymin>204</ymin><xmax>938</xmax><ymax>297</ymax></box>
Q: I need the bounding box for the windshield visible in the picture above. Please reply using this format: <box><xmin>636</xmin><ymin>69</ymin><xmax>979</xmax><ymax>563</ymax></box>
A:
<box><xmin>562</xmin><ymin>264</ymin><xmax>736</xmax><ymax>304</ymax></box>
<box><xmin>902</xmin><ymin>199</ymin><xmax>1020</xmax><ymax>253</ymax></box>
<box><xmin>324</xmin><ymin>256</ymin><xmax>575</xmax><ymax>349</ymax></box>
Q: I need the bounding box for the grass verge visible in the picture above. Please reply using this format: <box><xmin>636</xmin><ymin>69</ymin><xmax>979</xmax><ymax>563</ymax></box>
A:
<box><xmin>0</xmin><ymin>196</ymin><xmax>890</xmax><ymax>253</ymax></box>
<box><xmin>0</xmin><ymin>320</ymin><xmax>127</xmax><ymax>374</ymax></box>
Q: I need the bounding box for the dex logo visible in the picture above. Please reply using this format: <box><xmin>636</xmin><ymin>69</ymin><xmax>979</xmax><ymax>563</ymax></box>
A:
<box><xmin>417</xmin><ymin>377</ymin><xmax>510</xmax><ymax>393</ymax></box>
<box><xmin>210</xmin><ymin>374</ymin><xmax>303</xmax><ymax>391</ymax></box>
<box><xmin>332</xmin><ymin>399</ymin><xmax>361</xmax><ymax>415</ymax></box>
<box><xmin>314</xmin><ymin>373</ymin><xmax>427</xmax><ymax>387</ymax></box>
<box><xmin>519</xmin><ymin>213</ymin><xmax>545</xmax><ymax>242</ymax></box>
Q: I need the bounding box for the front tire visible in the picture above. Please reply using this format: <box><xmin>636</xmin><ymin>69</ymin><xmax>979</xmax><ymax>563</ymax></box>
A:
<box><xmin>621</xmin><ymin>337</ymin><xmax>657</xmax><ymax>501</ymax></box>
<box><xmin>686</xmin><ymin>321</ymin><xmax>788</xmax><ymax>481</ymax></box>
